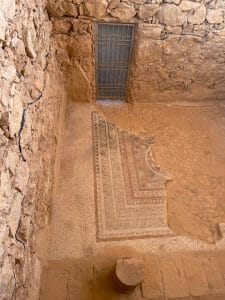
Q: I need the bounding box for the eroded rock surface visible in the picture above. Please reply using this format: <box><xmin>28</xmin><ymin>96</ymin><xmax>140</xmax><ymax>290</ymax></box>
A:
<box><xmin>0</xmin><ymin>1</ymin><xmax>67</xmax><ymax>299</ymax></box>
<box><xmin>110</xmin><ymin>3</ymin><xmax>136</xmax><ymax>20</ymax></box>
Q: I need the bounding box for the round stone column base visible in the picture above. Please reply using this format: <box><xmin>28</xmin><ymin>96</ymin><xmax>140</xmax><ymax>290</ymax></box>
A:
<box><xmin>113</xmin><ymin>257</ymin><xmax>144</xmax><ymax>293</ymax></box>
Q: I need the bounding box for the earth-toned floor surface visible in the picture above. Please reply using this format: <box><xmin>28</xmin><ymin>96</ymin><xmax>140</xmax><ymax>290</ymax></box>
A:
<box><xmin>41</xmin><ymin>101</ymin><xmax>225</xmax><ymax>299</ymax></box>
<box><xmin>98</xmin><ymin>101</ymin><xmax>225</xmax><ymax>244</ymax></box>
<box><xmin>41</xmin><ymin>250</ymin><xmax>225</xmax><ymax>300</ymax></box>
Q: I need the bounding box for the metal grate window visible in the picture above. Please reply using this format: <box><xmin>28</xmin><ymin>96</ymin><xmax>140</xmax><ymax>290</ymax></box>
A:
<box><xmin>96</xmin><ymin>23</ymin><xmax>135</xmax><ymax>101</ymax></box>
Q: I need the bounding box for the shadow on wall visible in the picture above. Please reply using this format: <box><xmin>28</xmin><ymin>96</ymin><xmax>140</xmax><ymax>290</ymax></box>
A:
<box><xmin>53</xmin><ymin>32</ymin><xmax>94</xmax><ymax>102</ymax></box>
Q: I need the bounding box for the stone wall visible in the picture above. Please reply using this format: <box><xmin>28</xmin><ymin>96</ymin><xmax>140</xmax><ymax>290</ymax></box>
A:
<box><xmin>48</xmin><ymin>0</ymin><xmax>225</xmax><ymax>103</ymax></box>
<box><xmin>0</xmin><ymin>1</ymin><xmax>66</xmax><ymax>299</ymax></box>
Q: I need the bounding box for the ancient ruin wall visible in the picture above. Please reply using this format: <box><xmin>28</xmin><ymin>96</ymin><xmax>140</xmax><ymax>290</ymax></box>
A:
<box><xmin>0</xmin><ymin>1</ymin><xmax>67</xmax><ymax>299</ymax></box>
<box><xmin>49</xmin><ymin>0</ymin><xmax>225</xmax><ymax>103</ymax></box>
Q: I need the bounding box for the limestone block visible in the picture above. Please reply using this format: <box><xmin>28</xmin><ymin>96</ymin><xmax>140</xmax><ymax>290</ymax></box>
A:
<box><xmin>47</xmin><ymin>0</ymin><xmax>77</xmax><ymax>18</ymax></box>
<box><xmin>7</xmin><ymin>148</ymin><xmax>19</xmax><ymax>175</ymax></box>
<box><xmin>108</xmin><ymin>0</ymin><xmax>120</xmax><ymax>10</ymax></box>
<box><xmin>47</xmin><ymin>1</ymin><xmax>64</xmax><ymax>18</ymax></box>
<box><xmin>188</xmin><ymin>6</ymin><xmax>206</xmax><ymax>24</ymax></box>
<box><xmin>179</xmin><ymin>0</ymin><xmax>200</xmax><ymax>11</ymax></box>
<box><xmin>110</xmin><ymin>3</ymin><xmax>136</xmax><ymax>20</ymax></box>
<box><xmin>0</xmin><ymin>111</ymin><xmax>10</xmax><ymax>138</ymax></box>
<box><xmin>130</xmin><ymin>0</ymin><xmax>145</xmax><ymax>4</ymax></box>
<box><xmin>0</xmin><ymin>90</ymin><xmax>9</xmax><ymax>107</ymax></box>
<box><xmin>15</xmin><ymin>162</ymin><xmax>29</xmax><ymax>193</ymax></box>
<box><xmin>0</xmin><ymin>169</ymin><xmax>11</xmax><ymax>198</ymax></box>
<box><xmin>158</xmin><ymin>4</ymin><xmax>186</xmax><ymax>27</ymax></box>
<box><xmin>8</xmin><ymin>192</ymin><xmax>22</xmax><ymax>237</ymax></box>
<box><xmin>164</xmin><ymin>0</ymin><xmax>181</xmax><ymax>5</ymax></box>
<box><xmin>9</xmin><ymin>96</ymin><xmax>23</xmax><ymax>137</ymax></box>
<box><xmin>85</xmin><ymin>0</ymin><xmax>108</xmax><ymax>18</ymax></box>
<box><xmin>0</xmin><ymin>255</ymin><xmax>15</xmax><ymax>300</ymax></box>
<box><xmin>206</xmin><ymin>9</ymin><xmax>224</xmax><ymax>24</ymax></box>
<box><xmin>61</xmin><ymin>2</ymin><xmax>78</xmax><ymax>17</ymax></box>
<box><xmin>1</xmin><ymin>65</ymin><xmax>16</xmax><ymax>81</ymax></box>
<box><xmin>25</xmin><ymin>30</ymin><xmax>37</xmax><ymax>58</ymax></box>
<box><xmin>79</xmin><ymin>5</ymin><xmax>84</xmax><ymax>15</ymax></box>
<box><xmin>10</xmin><ymin>31</ymin><xmax>18</xmax><ymax>48</ymax></box>
<box><xmin>52</xmin><ymin>18</ymin><xmax>71</xmax><ymax>34</ymax></box>
<box><xmin>0</xmin><ymin>223</ymin><xmax>8</xmax><ymax>264</ymax></box>
<box><xmin>215</xmin><ymin>0</ymin><xmax>224</xmax><ymax>8</ymax></box>
<box><xmin>138</xmin><ymin>23</ymin><xmax>163</xmax><ymax>40</ymax></box>
<box><xmin>15</xmin><ymin>39</ymin><xmax>26</xmax><ymax>57</ymax></box>
<box><xmin>0</xmin><ymin>11</ymin><xmax>7</xmax><ymax>41</ymax></box>
<box><xmin>138</xmin><ymin>4</ymin><xmax>160</xmax><ymax>20</ymax></box>
<box><xmin>0</xmin><ymin>0</ymin><xmax>15</xmax><ymax>20</ymax></box>
<box><xmin>30</xmin><ymin>87</ymin><xmax>42</xmax><ymax>100</ymax></box>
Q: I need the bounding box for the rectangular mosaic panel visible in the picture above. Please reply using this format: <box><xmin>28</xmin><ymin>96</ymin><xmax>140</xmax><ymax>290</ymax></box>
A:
<box><xmin>92</xmin><ymin>112</ymin><xmax>174</xmax><ymax>240</ymax></box>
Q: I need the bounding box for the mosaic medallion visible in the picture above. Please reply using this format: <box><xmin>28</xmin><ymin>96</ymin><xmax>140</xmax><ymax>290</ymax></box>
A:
<box><xmin>92</xmin><ymin>112</ymin><xmax>174</xmax><ymax>240</ymax></box>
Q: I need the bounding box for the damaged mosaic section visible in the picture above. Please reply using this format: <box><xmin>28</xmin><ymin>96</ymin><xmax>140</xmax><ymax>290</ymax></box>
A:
<box><xmin>92</xmin><ymin>112</ymin><xmax>174</xmax><ymax>240</ymax></box>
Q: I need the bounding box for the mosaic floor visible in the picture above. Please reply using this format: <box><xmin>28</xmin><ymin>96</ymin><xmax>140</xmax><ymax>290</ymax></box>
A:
<box><xmin>48</xmin><ymin>102</ymin><xmax>225</xmax><ymax>260</ymax></box>
<box><xmin>92</xmin><ymin>112</ymin><xmax>174</xmax><ymax>240</ymax></box>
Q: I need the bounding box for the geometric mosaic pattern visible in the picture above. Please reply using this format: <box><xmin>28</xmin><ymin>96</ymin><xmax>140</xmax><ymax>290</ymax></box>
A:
<box><xmin>92</xmin><ymin>112</ymin><xmax>174</xmax><ymax>241</ymax></box>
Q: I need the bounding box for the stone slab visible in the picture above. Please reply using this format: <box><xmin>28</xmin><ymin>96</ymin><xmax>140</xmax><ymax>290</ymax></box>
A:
<box><xmin>160</xmin><ymin>256</ymin><xmax>189</xmax><ymax>299</ymax></box>
<box><xmin>142</xmin><ymin>256</ymin><xmax>164</xmax><ymax>299</ymax></box>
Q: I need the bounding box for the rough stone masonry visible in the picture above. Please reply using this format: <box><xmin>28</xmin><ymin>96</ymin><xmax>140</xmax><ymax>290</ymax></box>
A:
<box><xmin>48</xmin><ymin>0</ymin><xmax>225</xmax><ymax>103</ymax></box>
<box><xmin>0</xmin><ymin>0</ymin><xmax>225</xmax><ymax>300</ymax></box>
<box><xmin>0</xmin><ymin>0</ymin><xmax>67</xmax><ymax>299</ymax></box>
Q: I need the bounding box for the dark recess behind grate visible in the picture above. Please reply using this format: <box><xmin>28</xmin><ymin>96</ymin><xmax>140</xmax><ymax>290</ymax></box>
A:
<box><xmin>96</xmin><ymin>22</ymin><xmax>135</xmax><ymax>101</ymax></box>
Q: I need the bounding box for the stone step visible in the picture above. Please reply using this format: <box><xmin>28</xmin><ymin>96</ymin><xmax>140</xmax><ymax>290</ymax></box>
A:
<box><xmin>143</xmin><ymin>252</ymin><xmax>225</xmax><ymax>300</ymax></box>
<box><xmin>40</xmin><ymin>250</ymin><xmax>225</xmax><ymax>300</ymax></box>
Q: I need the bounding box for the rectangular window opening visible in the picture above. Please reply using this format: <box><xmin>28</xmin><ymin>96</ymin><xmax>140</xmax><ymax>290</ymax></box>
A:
<box><xmin>96</xmin><ymin>22</ymin><xmax>135</xmax><ymax>101</ymax></box>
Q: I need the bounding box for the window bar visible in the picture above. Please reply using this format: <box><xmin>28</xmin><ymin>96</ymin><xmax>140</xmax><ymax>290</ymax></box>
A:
<box><xmin>96</xmin><ymin>23</ymin><xmax>135</xmax><ymax>101</ymax></box>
